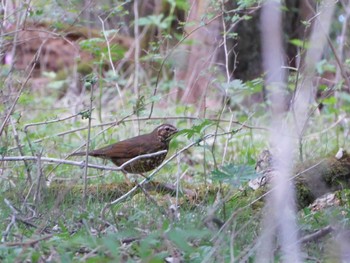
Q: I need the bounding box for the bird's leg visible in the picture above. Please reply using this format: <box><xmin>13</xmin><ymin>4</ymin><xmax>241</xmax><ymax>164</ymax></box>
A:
<box><xmin>138</xmin><ymin>173</ymin><xmax>158</xmax><ymax>188</ymax></box>
<box><xmin>121</xmin><ymin>170</ymin><xmax>132</xmax><ymax>186</ymax></box>
<box><xmin>139</xmin><ymin>173</ymin><xmax>148</xmax><ymax>179</ymax></box>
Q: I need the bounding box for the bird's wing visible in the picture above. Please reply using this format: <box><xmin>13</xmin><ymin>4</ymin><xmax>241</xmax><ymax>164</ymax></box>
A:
<box><xmin>89</xmin><ymin>134</ymin><xmax>164</xmax><ymax>158</ymax></box>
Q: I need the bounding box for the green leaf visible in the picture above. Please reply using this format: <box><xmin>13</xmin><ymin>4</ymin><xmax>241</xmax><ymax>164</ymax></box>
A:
<box><xmin>149</xmin><ymin>94</ymin><xmax>162</xmax><ymax>103</ymax></box>
<box><xmin>222</xmin><ymin>79</ymin><xmax>247</xmax><ymax>91</ymax></box>
<box><xmin>139</xmin><ymin>15</ymin><xmax>163</xmax><ymax>25</ymax></box>
<box><xmin>245</xmin><ymin>77</ymin><xmax>264</xmax><ymax>93</ymax></box>
<box><xmin>178</xmin><ymin>119</ymin><xmax>214</xmax><ymax>139</ymax></box>
<box><xmin>315</xmin><ymin>59</ymin><xmax>336</xmax><ymax>75</ymax></box>
<box><xmin>289</xmin><ymin>38</ymin><xmax>307</xmax><ymax>48</ymax></box>
<box><xmin>301</xmin><ymin>20</ymin><xmax>311</xmax><ymax>27</ymax></box>
<box><xmin>167</xmin><ymin>227</ymin><xmax>209</xmax><ymax>253</ymax></box>
<box><xmin>102</xmin><ymin>29</ymin><xmax>120</xmax><ymax>37</ymax></box>
<box><xmin>322</xmin><ymin>96</ymin><xmax>336</xmax><ymax>106</ymax></box>
<box><xmin>79</xmin><ymin>38</ymin><xmax>104</xmax><ymax>48</ymax></box>
<box><xmin>134</xmin><ymin>95</ymin><xmax>146</xmax><ymax>114</ymax></box>
<box><xmin>174</xmin><ymin>0</ymin><xmax>189</xmax><ymax>10</ymax></box>
<box><xmin>237</xmin><ymin>0</ymin><xmax>257</xmax><ymax>8</ymax></box>
<box><xmin>0</xmin><ymin>146</ymin><xmax>8</xmax><ymax>155</ymax></box>
<box><xmin>79</xmin><ymin>109</ymin><xmax>92</xmax><ymax>119</ymax></box>
<box><xmin>211</xmin><ymin>164</ymin><xmax>257</xmax><ymax>186</ymax></box>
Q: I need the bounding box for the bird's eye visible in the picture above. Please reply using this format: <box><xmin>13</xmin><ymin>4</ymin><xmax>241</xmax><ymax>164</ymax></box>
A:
<box><xmin>165</xmin><ymin>127</ymin><xmax>170</xmax><ymax>131</ymax></box>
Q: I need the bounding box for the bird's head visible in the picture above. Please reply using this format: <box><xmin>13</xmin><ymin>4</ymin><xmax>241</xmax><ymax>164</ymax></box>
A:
<box><xmin>155</xmin><ymin>124</ymin><xmax>178</xmax><ymax>142</ymax></box>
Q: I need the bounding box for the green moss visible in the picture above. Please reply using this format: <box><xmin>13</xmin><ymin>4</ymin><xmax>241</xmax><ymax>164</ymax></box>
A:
<box><xmin>295</xmin><ymin>181</ymin><xmax>314</xmax><ymax>209</ymax></box>
<box><xmin>77</xmin><ymin>63</ymin><xmax>93</xmax><ymax>76</ymax></box>
<box><xmin>336</xmin><ymin>189</ymin><xmax>350</xmax><ymax>207</ymax></box>
<box><xmin>54</xmin><ymin>70</ymin><xmax>68</xmax><ymax>81</ymax></box>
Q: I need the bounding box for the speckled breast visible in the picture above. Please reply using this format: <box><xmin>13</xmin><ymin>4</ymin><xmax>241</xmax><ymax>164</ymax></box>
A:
<box><xmin>111</xmin><ymin>152</ymin><xmax>168</xmax><ymax>174</ymax></box>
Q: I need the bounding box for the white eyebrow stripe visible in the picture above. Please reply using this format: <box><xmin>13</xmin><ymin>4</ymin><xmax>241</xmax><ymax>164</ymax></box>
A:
<box><xmin>159</xmin><ymin>125</ymin><xmax>172</xmax><ymax>130</ymax></box>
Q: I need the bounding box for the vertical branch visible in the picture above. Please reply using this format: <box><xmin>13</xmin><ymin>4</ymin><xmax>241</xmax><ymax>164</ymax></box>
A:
<box><xmin>0</xmin><ymin>64</ymin><xmax>36</xmax><ymax>137</ymax></box>
<box><xmin>133</xmin><ymin>0</ymin><xmax>140</xmax><ymax>99</ymax></box>
<box><xmin>174</xmin><ymin>151</ymin><xmax>181</xmax><ymax>221</ymax></box>
<box><xmin>83</xmin><ymin>77</ymin><xmax>96</xmax><ymax>207</ymax></box>
<box><xmin>258</xmin><ymin>1</ymin><xmax>301</xmax><ymax>262</ymax></box>
<box><xmin>334</xmin><ymin>1</ymin><xmax>350</xmax><ymax>84</ymax></box>
<box><xmin>293</xmin><ymin>0</ymin><xmax>335</xmax><ymax>135</ymax></box>
<box><xmin>210</xmin><ymin>2</ymin><xmax>230</xmax><ymax>169</ymax></box>
<box><xmin>221</xmin><ymin>113</ymin><xmax>235</xmax><ymax>165</ymax></box>
<box><xmin>34</xmin><ymin>153</ymin><xmax>45</xmax><ymax>207</ymax></box>
<box><xmin>98</xmin><ymin>16</ymin><xmax>124</xmax><ymax>108</ymax></box>
<box><xmin>133</xmin><ymin>0</ymin><xmax>141</xmax><ymax>132</ymax></box>
<box><xmin>258</xmin><ymin>0</ymin><xmax>336</xmax><ymax>261</ymax></box>
<box><xmin>10</xmin><ymin>117</ymin><xmax>32</xmax><ymax>184</ymax></box>
<box><xmin>220</xmin><ymin>1</ymin><xmax>234</xmax><ymax>165</ymax></box>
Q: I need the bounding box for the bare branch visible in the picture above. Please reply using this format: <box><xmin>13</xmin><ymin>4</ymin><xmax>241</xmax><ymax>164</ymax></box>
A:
<box><xmin>298</xmin><ymin>225</ymin><xmax>334</xmax><ymax>244</ymax></box>
<box><xmin>0</xmin><ymin>150</ymin><xmax>168</xmax><ymax>173</ymax></box>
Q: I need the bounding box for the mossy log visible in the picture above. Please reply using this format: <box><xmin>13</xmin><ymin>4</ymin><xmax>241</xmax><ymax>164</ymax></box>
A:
<box><xmin>250</xmin><ymin>150</ymin><xmax>350</xmax><ymax>210</ymax></box>
<box><xmin>294</xmin><ymin>151</ymin><xmax>350</xmax><ymax>209</ymax></box>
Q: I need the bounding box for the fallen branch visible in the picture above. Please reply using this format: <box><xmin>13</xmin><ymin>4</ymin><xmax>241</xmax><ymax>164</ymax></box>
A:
<box><xmin>299</xmin><ymin>225</ymin><xmax>334</xmax><ymax>243</ymax></box>
<box><xmin>4</xmin><ymin>234</ymin><xmax>53</xmax><ymax>247</ymax></box>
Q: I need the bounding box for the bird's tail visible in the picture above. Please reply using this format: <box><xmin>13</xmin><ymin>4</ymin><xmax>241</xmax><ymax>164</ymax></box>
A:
<box><xmin>71</xmin><ymin>151</ymin><xmax>88</xmax><ymax>156</ymax></box>
<box><xmin>71</xmin><ymin>151</ymin><xmax>101</xmax><ymax>157</ymax></box>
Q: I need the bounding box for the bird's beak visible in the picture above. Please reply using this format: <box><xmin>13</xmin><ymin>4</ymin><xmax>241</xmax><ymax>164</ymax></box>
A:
<box><xmin>169</xmin><ymin>128</ymin><xmax>179</xmax><ymax>139</ymax></box>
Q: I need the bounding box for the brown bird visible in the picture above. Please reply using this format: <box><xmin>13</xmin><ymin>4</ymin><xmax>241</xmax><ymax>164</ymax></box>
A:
<box><xmin>72</xmin><ymin>124</ymin><xmax>178</xmax><ymax>174</ymax></box>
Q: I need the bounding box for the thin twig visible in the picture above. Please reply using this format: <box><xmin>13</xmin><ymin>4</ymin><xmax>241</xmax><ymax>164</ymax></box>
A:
<box><xmin>1</xmin><ymin>150</ymin><xmax>168</xmax><ymax>173</ymax></box>
<box><xmin>3</xmin><ymin>234</ymin><xmax>53</xmax><ymax>247</ymax></box>
<box><xmin>1</xmin><ymin>215</ymin><xmax>16</xmax><ymax>243</ymax></box>
<box><xmin>133</xmin><ymin>0</ymin><xmax>140</xmax><ymax>98</ymax></box>
<box><xmin>4</xmin><ymin>198</ymin><xmax>20</xmax><ymax>214</ymax></box>
<box><xmin>23</xmin><ymin>110</ymin><xmax>91</xmax><ymax>131</ymax></box>
<box><xmin>210</xmin><ymin>8</ymin><xmax>231</xmax><ymax>167</ymax></box>
<box><xmin>174</xmin><ymin>150</ymin><xmax>181</xmax><ymax>221</ymax></box>
<box><xmin>148</xmin><ymin>12</ymin><xmax>224</xmax><ymax>118</ymax></box>
<box><xmin>2</xmin><ymin>198</ymin><xmax>19</xmax><ymax>242</ymax></box>
<box><xmin>0</xmin><ymin>57</ymin><xmax>37</xmax><ymax>137</ymax></box>
<box><xmin>97</xmin><ymin>16</ymin><xmax>124</xmax><ymax>110</ymax></box>
<box><xmin>83</xmin><ymin>80</ymin><xmax>95</xmax><ymax>207</ymax></box>
<box><xmin>7</xmin><ymin>116</ymin><xmax>265</xmax><ymax>153</ymax></box>
<box><xmin>10</xmin><ymin>117</ymin><xmax>31</xmax><ymax>183</ymax></box>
